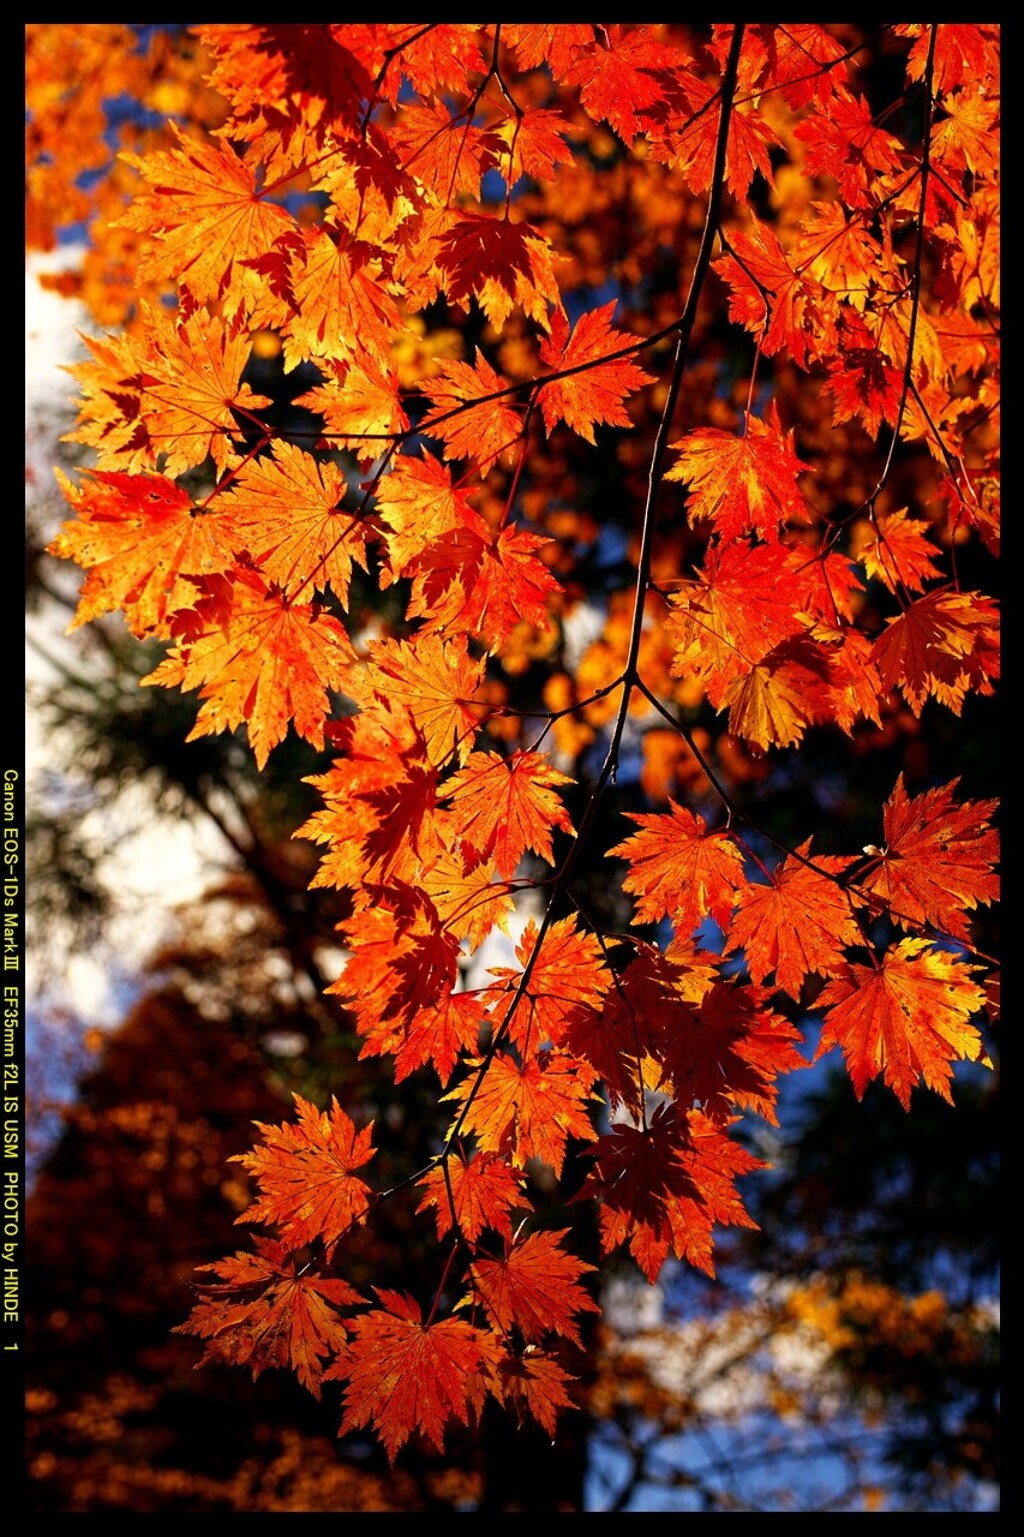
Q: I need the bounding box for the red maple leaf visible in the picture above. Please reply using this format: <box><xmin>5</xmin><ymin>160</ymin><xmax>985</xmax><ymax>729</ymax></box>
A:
<box><xmin>815</xmin><ymin>938</ymin><xmax>987</xmax><ymax>1108</ymax></box>
<box><xmin>235</xmin><ymin>1095</ymin><xmax>375</xmax><ymax>1251</ymax></box>
<box><xmin>666</xmin><ymin>406</ymin><xmax>812</xmax><ymax>541</ymax></box>
<box><xmin>416</xmin><ymin>1150</ymin><xmax>526</xmax><ymax>1244</ymax></box>
<box><xmin>859</xmin><ymin>776</ymin><xmax>999</xmax><ymax>943</ymax></box>
<box><xmin>537</xmin><ymin>302</ymin><xmax>653</xmax><ymax>443</ymax></box>
<box><xmin>330</xmin><ymin>1289</ymin><xmax>496</xmax><ymax>1461</ymax></box>
<box><xmin>471</xmin><ymin>1229</ymin><xmax>599</xmax><ymax>1346</ymax></box>
<box><xmin>610</xmin><ymin>800</ymin><xmax>744</xmax><ymax>934</ymax></box>
<box><xmin>175</xmin><ymin>1235</ymin><xmax>362</xmax><ymax>1398</ymax></box>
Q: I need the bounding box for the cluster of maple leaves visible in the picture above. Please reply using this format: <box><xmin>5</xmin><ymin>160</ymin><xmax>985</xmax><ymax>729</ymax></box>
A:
<box><xmin>37</xmin><ymin>24</ymin><xmax>999</xmax><ymax>1459</ymax></box>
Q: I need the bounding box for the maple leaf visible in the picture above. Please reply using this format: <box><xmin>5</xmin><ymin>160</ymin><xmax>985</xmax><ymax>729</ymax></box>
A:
<box><xmin>713</xmin><ymin>220</ymin><xmax>834</xmax><ymax>368</ymax></box>
<box><xmin>333</xmin><ymin>890</ymin><xmax>460</xmax><ymax>1044</ymax></box>
<box><xmin>294</xmin><ymin>357</ymin><xmax>408</xmax><ymax>465</ymax></box>
<box><xmin>442</xmin><ymin>750</ymin><xmax>575</xmax><ymax>877</ymax></box>
<box><xmin>815</xmin><ymin>938</ymin><xmax>987</xmax><ymax>1109</ymax></box>
<box><xmin>432</xmin><ymin>215</ymin><xmax>559</xmax><ymax>331</ymax></box>
<box><xmin>795</xmin><ymin>90</ymin><xmax>903</xmax><ymax>206</ymax></box>
<box><xmin>537</xmin><ymin>302</ymin><xmax>654</xmax><ymax>443</ymax></box>
<box><xmin>68</xmin><ymin>305</ymin><xmax>270</xmax><ymax>479</ymax></box>
<box><xmin>495</xmin><ymin>105</ymin><xmax>575</xmax><ymax>186</ymax></box>
<box><xmin>197</xmin><ymin>25</ymin><xmax>374</xmax><ymax>148</ymax></box>
<box><xmin>562</xmin><ymin>26</ymin><xmax>682</xmax><ymax>144</ymax></box>
<box><xmin>407</xmin><ymin>521</ymin><xmax>561</xmax><ymax>647</ymax></box>
<box><xmin>176</xmin><ymin>1235</ymin><xmax>362</xmax><ymax>1398</ymax></box>
<box><xmin>389</xmin><ymin>101</ymin><xmax>502</xmax><ymax>202</ymax></box>
<box><xmin>666</xmin><ymin>407</ymin><xmax>812</xmax><ymax>541</ymax></box>
<box><xmin>504</xmin><ymin>23</ymin><xmax>594</xmax><ymax>81</ymax></box>
<box><xmin>851</xmin><ymin>508</ymin><xmax>944</xmax><ymax>596</ymax></box>
<box><xmin>721</xmin><ymin>634</ymin><xmax>835</xmax><ymax>752</ymax></box>
<box><xmin>331</xmin><ymin>1289</ymin><xmax>495</xmax><ymax>1461</ymax></box>
<box><xmin>416</xmin><ymin>1150</ymin><xmax>526</xmax><ymax>1244</ymax></box>
<box><xmin>483</xmin><ymin>916</ymin><xmax>610</xmax><ymax>1052</ymax></box>
<box><xmin>421</xmin><ymin>850</ymin><xmax>516</xmax><ymax>952</ymax></box>
<box><xmin>373</xmin><ymin>451</ymin><xmax>479</xmax><ymax>584</ymax></box>
<box><xmin>470</xmin><ymin>1229</ymin><xmax>599</xmax><ymax>1347</ymax></box>
<box><xmin>446</xmin><ymin>1048</ymin><xmax>601</xmax><ymax>1177</ymax></box>
<box><xmin>49</xmin><ymin>467</ymin><xmax>231</xmax><ymax>636</ymax></box>
<box><xmin>138</xmin><ymin>307</ymin><xmax>273</xmax><ymax>479</ymax></box>
<box><xmin>276</xmin><ymin>227</ymin><xmax>400</xmax><ymax>371</ymax></box>
<box><xmin>665</xmin><ymin>541</ymin><xmax>810</xmax><ymax>706</ymax></box>
<box><xmin>793</xmin><ymin>202</ymin><xmax>889</xmax><ymax>311</ymax></box>
<box><xmin>491</xmin><ymin>1350</ymin><xmax>577</xmax><ymax>1437</ymax></box>
<box><xmin>581</xmin><ymin>1105</ymin><xmax>763</xmax><ymax>1282</ymax></box>
<box><xmin>119</xmin><ymin>125</ymin><xmax>295</xmax><ymax>320</ymax></box>
<box><xmin>825</xmin><ymin>332</ymin><xmax>903</xmax><ymax>438</ymax></box>
<box><xmin>664</xmin><ymin>71</ymin><xmax>778</xmax><ymax>199</ymax></box>
<box><xmin>216</xmin><ymin>439</ymin><xmax>371</xmax><ymax>604</ymax></box>
<box><xmin>610</xmin><ymin>800</ymin><xmax>744</xmax><ymax>935</ymax></box>
<box><xmin>726</xmin><ymin>840</ymin><xmax>861</xmax><ymax>997</ymax></box>
<box><xmin>235</xmin><ymin>1094</ymin><xmax>375</xmax><ymax>1251</ymax></box>
<box><xmin>147</xmin><ymin>568</ymin><xmax>354</xmax><ymax>768</ymax></box>
<box><xmin>761</xmin><ymin>24</ymin><xmax>852</xmax><ymax>109</ymax></box>
<box><xmin>871</xmin><ymin>588</ymin><xmax>1000</xmax><ymax>716</ymax></box>
<box><xmin>300</xmin><ymin>706</ymin><xmax>442</xmax><ymax>890</ymax></box>
<box><xmin>392</xmin><ymin>988</ymin><xmax>486</xmax><ymax>1087</ymax></box>
<box><xmin>859</xmin><ymin>776</ymin><xmax>999</xmax><ymax>944</ymax></box>
<box><xmin>351</xmin><ymin>633</ymin><xmax>485</xmax><ymax>768</ymax></box>
<box><xmin>422</xmin><ymin>351</ymin><xmax>523</xmax><ymax>472</ymax></box>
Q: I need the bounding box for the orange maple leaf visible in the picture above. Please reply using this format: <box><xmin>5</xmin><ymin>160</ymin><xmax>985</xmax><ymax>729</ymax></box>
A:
<box><xmin>665</xmin><ymin>541</ymin><xmax>810</xmax><ymax>706</ymax></box>
<box><xmin>407</xmin><ymin>521</ymin><xmax>561</xmax><ymax>647</ymax></box>
<box><xmin>491</xmin><ymin>1350</ymin><xmax>577</xmax><ymax>1437</ymax></box>
<box><xmin>416</xmin><ymin>1150</ymin><xmax>526</xmax><ymax>1244</ymax></box>
<box><xmin>331</xmin><ymin>1290</ymin><xmax>496</xmax><ymax>1461</ymax></box>
<box><xmin>860</xmin><ymin>776</ymin><xmax>999</xmax><ymax>944</ymax></box>
<box><xmin>721</xmin><ymin>634</ymin><xmax>835</xmax><ymax>751</ymax></box>
<box><xmin>470</xmin><ymin>1229</ymin><xmax>599</xmax><ymax>1347</ymax></box>
<box><xmin>423</xmin><ymin>351</ymin><xmax>523</xmax><ymax>471</ymax></box>
<box><xmin>713</xmin><ymin>219</ymin><xmax>833</xmax><ymax>368</ymax></box>
<box><xmin>294</xmin><ymin>357</ymin><xmax>408</xmax><ymax>465</ymax></box>
<box><xmin>726</xmin><ymin>840</ymin><xmax>861</xmax><ymax>997</ymax></box>
<box><xmin>275</xmin><ymin>227</ymin><xmax>400</xmax><ymax>371</ymax></box>
<box><xmin>50</xmin><ymin>468</ymin><xmax>232</xmax><ymax>636</ymax></box>
<box><xmin>610</xmin><ymin>800</ymin><xmax>744</xmax><ymax>934</ymax></box>
<box><xmin>175</xmin><ymin>1235</ymin><xmax>362</xmax><ymax>1398</ymax></box>
<box><xmin>666</xmin><ymin>406</ymin><xmax>812</xmax><ymax>541</ymax></box>
<box><xmin>300</xmin><ymin>707</ymin><xmax>441</xmax><ymax>890</ymax></box>
<box><xmin>483</xmin><ymin>916</ymin><xmax>610</xmax><ymax>1052</ymax></box>
<box><xmin>421</xmin><ymin>850</ymin><xmax>516</xmax><ymax>951</ymax></box>
<box><xmin>852</xmin><ymin>507</ymin><xmax>944</xmax><ymax>596</ymax></box>
<box><xmin>351</xmin><ymin>633</ymin><xmax>485</xmax><ymax>768</ymax></box>
<box><xmin>235</xmin><ymin>1094</ymin><xmax>375</xmax><ymax>1251</ymax></box>
<box><xmin>871</xmin><ymin>588</ymin><xmax>999</xmax><ymax>716</ymax></box>
<box><xmin>582</xmin><ymin>1105</ymin><xmax>763</xmax><ymax>1282</ymax></box>
<box><xmin>392</xmin><ymin>989</ymin><xmax>487</xmax><ymax>1087</ymax></box>
<box><xmin>216</xmin><ymin>439</ymin><xmax>371</xmax><ymax>604</ymax></box>
<box><xmin>815</xmin><ymin>938</ymin><xmax>987</xmax><ymax>1108</ymax></box>
<box><xmin>119</xmin><ymin>124</ymin><xmax>295</xmax><ymax>318</ymax></box>
<box><xmin>446</xmin><ymin>1048</ymin><xmax>600</xmax><ymax>1177</ymax></box>
<box><xmin>137</xmin><ymin>307</ymin><xmax>273</xmax><ymax>479</ymax></box>
<box><xmin>333</xmin><ymin>890</ymin><xmax>460</xmax><ymax>1044</ymax></box>
<box><xmin>147</xmin><ymin>568</ymin><xmax>354</xmax><ymax>768</ymax></box>
<box><xmin>442</xmin><ymin>750</ymin><xmax>575</xmax><ymax>877</ymax></box>
<box><xmin>373</xmin><ymin>451</ymin><xmax>479</xmax><ymax>584</ymax></box>
<box><xmin>537</xmin><ymin>302</ymin><xmax>654</xmax><ymax>443</ymax></box>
